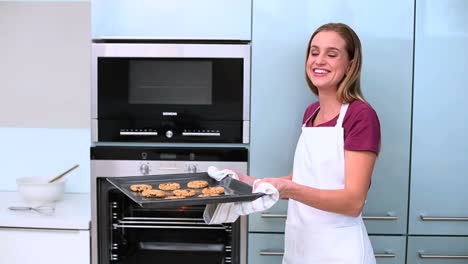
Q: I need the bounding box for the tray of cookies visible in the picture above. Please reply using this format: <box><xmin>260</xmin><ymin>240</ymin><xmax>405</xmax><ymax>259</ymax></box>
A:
<box><xmin>106</xmin><ymin>172</ymin><xmax>264</xmax><ymax>208</ymax></box>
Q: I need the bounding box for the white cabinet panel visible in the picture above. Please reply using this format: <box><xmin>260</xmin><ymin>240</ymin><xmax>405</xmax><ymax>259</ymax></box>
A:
<box><xmin>0</xmin><ymin>228</ymin><xmax>90</xmax><ymax>264</ymax></box>
<box><xmin>0</xmin><ymin>2</ymin><xmax>90</xmax><ymax>129</ymax></box>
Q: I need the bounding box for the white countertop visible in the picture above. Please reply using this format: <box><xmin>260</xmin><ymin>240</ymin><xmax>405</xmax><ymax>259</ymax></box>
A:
<box><xmin>0</xmin><ymin>191</ymin><xmax>90</xmax><ymax>230</ymax></box>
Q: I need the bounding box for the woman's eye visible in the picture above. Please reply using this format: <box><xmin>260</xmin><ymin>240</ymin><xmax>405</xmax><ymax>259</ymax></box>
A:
<box><xmin>328</xmin><ymin>54</ymin><xmax>337</xmax><ymax>58</ymax></box>
<box><xmin>311</xmin><ymin>53</ymin><xmax>319</xmax><ymax>56</ymax></box>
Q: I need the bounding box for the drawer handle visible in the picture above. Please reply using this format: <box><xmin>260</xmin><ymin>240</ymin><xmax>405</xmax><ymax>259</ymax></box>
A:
<box><xmin>260</xmin><ymin>251</ymin><xmax>395</xmax><ymax>258</ymax></box>
<box><xmin>261</xmin><ymin>214</ymin><xmax>398</xmax><ymax>220</ymax></box>
<box><xmin>419</xmin><ymin>253</ymin><xmax>468</xmax><ymax>259</ymax></box>
<box><xmin>260</xmin><ymin>251</ymin><xmax>284</xmax><ymax>256</ymax></box>
<box><xmin>420</xmin><ymin>216</ymin><xmax>468</xmax><ymax>221</ymax></box>
<box><xmin>363</xmin><ymin>216</ymin><xmax>398</xmax><ymax>220</ymax></box>
<box><xmin>375</xmin><ymin>253</ymin><xmax>396</xmax><ymax>258</ymax></box>
<box><xmin>261</xmin><ymin>214</ymin><xmax>287</xmax><ymax>218</ymax></box>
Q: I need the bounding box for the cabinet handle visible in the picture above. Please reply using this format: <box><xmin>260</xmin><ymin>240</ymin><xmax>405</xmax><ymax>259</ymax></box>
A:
<box><xmin>260</xmin><ymin>251</ymin><xmax>395</xmax><ymax>258</ymax></box>
<box><xmin>420</xmin><ymin>216</ymin><xmax>468</xmax><ymax>221</ymax></box>
<box><xmin>375</xmin><ymin>253</ymin><xmax>396</xmax><ymax>258</ymax></box>
<box><xmin>363</xmin><ymin>216</ymin><xmax>398</xmax><ymax>220</ymax></box>
<box><xmin>260</xmin><ymin>214</ymin><xmax>398</xmax><ymax>220</ymax></box>
<box><xmin>260</xmin><ymin>251</ymin><xmax>284</xmax><ymax>256</ymax></box>
<box><xmin>261</xmin><ymin>214</ymin><xmax>287</xmax><ymax>218</ymax></box>
<box><xmin>419</xmin><ymin>253</ymin><xmax>468</xmax><ymax>259</ymax></box>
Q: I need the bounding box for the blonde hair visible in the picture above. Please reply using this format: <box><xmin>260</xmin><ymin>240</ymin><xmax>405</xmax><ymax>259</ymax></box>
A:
<box><xmin>305</xmin><ymin>23</ymin><xmax>365</xmax><ymax>103</ymax></box>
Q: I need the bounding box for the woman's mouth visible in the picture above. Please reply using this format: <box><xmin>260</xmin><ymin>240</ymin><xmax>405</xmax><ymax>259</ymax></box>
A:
<box><xmin>313</xmin><ymin>68</ymin><xmax>330</xmax><ymax>76</ymax></box>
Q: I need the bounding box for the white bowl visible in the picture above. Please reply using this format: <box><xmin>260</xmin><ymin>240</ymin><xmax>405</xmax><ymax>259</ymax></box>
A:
<box><xmin>16</xmin><ymin>177</ymin><xmax>66</xmax><ymax>204</ymax></box>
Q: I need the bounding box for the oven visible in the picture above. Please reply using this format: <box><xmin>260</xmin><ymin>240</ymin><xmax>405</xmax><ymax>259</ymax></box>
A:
<box><xmin>91</xmin><ymin>146</ymin><xmax>248</xmax><ymax>264</ymax></box>
<box><xmin>91</xmin><ymin>40</ymin><xmax>251</xmax><ymax>144</ymax></box>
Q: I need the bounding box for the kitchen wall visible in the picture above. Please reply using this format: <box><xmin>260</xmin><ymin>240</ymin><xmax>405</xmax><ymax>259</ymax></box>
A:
<box><xmin>0</xmin><ymin>0</ymin><xmax>91</xmax><ymax>193</ymax></box>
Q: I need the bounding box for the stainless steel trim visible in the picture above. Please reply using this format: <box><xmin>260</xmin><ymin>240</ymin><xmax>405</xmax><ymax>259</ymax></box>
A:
<box><xmin>363</xmin><ymin>216</ymin><xmax>398</xmax><ymax>220</ymax></box>
<box><xmin>91</xmin><ymin>45</ymin><xmax>98</xmax><ymax>120</ymax></box>
<box><xmin>243</xmin><ymin>121</ymin><xmax>250</xmax><ymax>144</ymax></box>
<box><xmin>420</xmin><ymin>216</ymin><xmax>468</xmax><ymax>221</ymax></box>
<box><xmin>419</xmin><ymin>253</ymin><xmax>468</xmax><ymax>259</ymax></box>
<box><xmin>375</xmin><ymin>253</ymin><xmax>396</xmax><ymax>258</ymax></box>
<box><xmin>93</xmin><ymin>43</ymin><xmax>250</xmax><ymax>59</ymax></box>
<box><xmin>260</xmin><ymin>251</ymin><xmax>284</xmax><ymax>256</ymax></box>
<box><xmin>240</xmin><ymin>215</ymin><xmax>247</xmax><ymax>264</ymax></box>
<box><xmin>261</xmin><ymin>214</ymin><xmax>287</xmax><ymax>218</ymax></box>
<box><xmin>243</xmin><ymin>45</ymin><xmax>251</xmax><ymax>122</ymax></box>
<box><xmin>113</xmin><ymin>224</ymin><xmax>226</xmax><ymax>230</ymax></box>
<box><xmin>91</xmin><ymin>120</ymin><xmax>98</xmax><ymax>142</ymax></box>
<box><xmin>182</xmin><ymin>132</ymin><xmax>221</xmax><ymax>136</ymax></box>
<box><xmin>120</xmin><ymin>131</ymin><xmax>158</xmax><ymax>136</ymax></box>
<box><xmin>98</xmin><ymin>36</ymin><xmax>243</xmax><ymax>40</ymax></box>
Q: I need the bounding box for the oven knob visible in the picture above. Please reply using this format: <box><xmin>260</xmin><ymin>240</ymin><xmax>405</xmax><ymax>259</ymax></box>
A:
<box><xmin>140</xmin><ymin>164</ymin><xmax>150</xmax><ymax>175</ymax></box>
<box><xmin>166</xmin><ymin>130</ymin><xmax>173</xmax><ymax>138</ymax></box>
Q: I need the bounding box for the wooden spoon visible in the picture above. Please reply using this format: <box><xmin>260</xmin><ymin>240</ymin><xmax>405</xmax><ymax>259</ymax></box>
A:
<box><xmin>48</xmin><ymin>164</ymin><xmax>79</xmax><ymax>183</ymax></box>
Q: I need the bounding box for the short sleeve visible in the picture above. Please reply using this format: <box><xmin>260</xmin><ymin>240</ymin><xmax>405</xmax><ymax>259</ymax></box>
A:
<box><xmin>344</xmin><ymin>107</ymin><xmax>381</xmax><ymax>155</ymax></box>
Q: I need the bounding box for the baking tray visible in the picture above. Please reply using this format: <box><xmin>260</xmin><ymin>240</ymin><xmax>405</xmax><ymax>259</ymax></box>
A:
<box><xmin>107</xmin><ymin>172</ymin><xmax>264</xmax><ymax>208</ymax></box>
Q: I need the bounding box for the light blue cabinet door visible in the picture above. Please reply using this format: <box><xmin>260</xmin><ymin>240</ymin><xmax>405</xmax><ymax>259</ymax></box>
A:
<box><xmin>248</xmin><ymin>233</ymin><xmax>284</xmax><ymax>264</ymax></box>
<box><xmin>407</xmin><ymin>236</ymin><xmax>468</xmax><ymax>264</ymax></box>
<box><xmin>92</xmin><ymin>0</ymin><xmax>251</xmax><ymax>40</ymax></box>
<box><xmin>249</xmin><ymin>0</ymin><xmax>315</xmax><ymax>231</ymax></box>
<box><xmin>248</xmin><ymin>200</ymin><xmax>287</xmax><ymax>232</ymax></box>
<box><xmin>250</xmin><ymin>0</ymin><xmax>413</xmax><ymax>234</ymax></box>
<box><xmin>248</xmin><ymin>234</ymin><xmax>405</xmax><ymax>264</ymax></box>
<box><xmin>409</xmin><ymin>0</ymin><xmax>468</xmax><ymax>235</ymax></box>
<box><xmin>370</xmin><ymin>236</ymin><xmax>406</xmax><ymax>264</ymax></box>
<box><xmin>303</xmin><ymin>0</ymin><xmax>413</xmax><ymax>235</ymax></box>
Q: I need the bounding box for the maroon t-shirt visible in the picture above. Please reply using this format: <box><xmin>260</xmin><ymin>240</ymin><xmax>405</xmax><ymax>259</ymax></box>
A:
<box><xmin>302</xmin><ymin>100</ymin><xmax>381</xmax><ymax>154</ymax></box>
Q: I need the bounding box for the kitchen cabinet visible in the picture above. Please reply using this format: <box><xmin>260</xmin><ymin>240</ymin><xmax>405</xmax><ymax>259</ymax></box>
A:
<box><xmin>92</xmin><ymin>0</ymin><xmax>252</xmax><ymax>40</ymax></box>
<box><xmin>0</xmin><ymin>192</ymin><xmax>91</xmax><ymax>264</ymax></box>
<box><xmin>249</xmin><ymin>0</ymin><xmax>314</xmax><ymax>230</ymax></box>
<box><xmin>248</xmin><ymin>233</ymin><xmax>406</xmax><ymax>264</ymax></box>
<box><xmin>407</xmin><ymin>236</ymin><xmax>468</xmax><ymax>264</ymax></box>
<box><xmin>409</xmin><ymin>0</ymin><xmax>468</xmax><ymax>236</ymax></box>
<box><xmin>249</xmin><ymin>0</ymin><xmax>413</xmax><ymax>235</ymax></box>
<box><xmin>0</xmin><ymin>1</ymin><xmax>90</xmax><ymax>129</ymax></box>
<box><xmin>0</xmin><ymin>228</ymin><xmax>90</xmax><ymax>264</ymax></box>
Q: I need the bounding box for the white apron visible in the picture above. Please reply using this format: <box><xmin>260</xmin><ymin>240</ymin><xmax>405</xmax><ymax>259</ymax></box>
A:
<box><xmin>282</xmin><ymin>104</ymin><xmax>375</xmax><ymax>264</ymax></box>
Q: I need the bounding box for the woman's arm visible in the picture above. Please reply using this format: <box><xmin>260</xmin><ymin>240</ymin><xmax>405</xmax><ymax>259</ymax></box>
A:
<box><xmin>259</xmin><ymin>150</ymin><xmax>376</xmax><ymax>217</ymax></box>
<box><xmin>228</xmin><ymin>170</ymin><xmax>292</xmax><ymax>186</ymax></box>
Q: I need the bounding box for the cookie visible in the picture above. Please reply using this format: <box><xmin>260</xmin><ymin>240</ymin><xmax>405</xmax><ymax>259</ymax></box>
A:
<box><xmin>158</xmin><ymin>182</ymin><xmax>181</xmax><ymax>191</ymax></box>
<box><xmin>198</xmin><ymin>193</ymin><xmax>221</xmax><ymax>197</ymax></box>
<box><xmin>187</xmin><ymin>180</ymin><xmax>209</xmax><ymax>189</ymax></box>
<box><xmin>202</xmin><ymin>186</ymin><xmax>225</xmax><ymax>195</ymax></box>
<box><xmin>141</xmin><ymin>189</ymin><xmax>166</xmax><ymax>198</ymax></box>
<box><xmin>164</xmin><ymin>196</ymin><xmax>186</xmax><ymax>200</ymax></box>
<box><xmin>130</xmin><ymin>184</ymin><xmax>152</xmax><ymax>192</ymax></box>
<box><xmin>173</xmin><ymin>189</ymin><xmax>196</xmax><ymax>197</ymax></box>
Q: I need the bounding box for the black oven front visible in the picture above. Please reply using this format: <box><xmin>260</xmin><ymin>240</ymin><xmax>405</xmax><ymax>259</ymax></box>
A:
<box><xmin>91</xmin><ymin>41</ymin><xmax>251</xmax><ymax>144</ymax></box>
<box><xmin>98</xmin><ymin>179</ymin><xmax>241</xmax><ymax>264</ymax></box>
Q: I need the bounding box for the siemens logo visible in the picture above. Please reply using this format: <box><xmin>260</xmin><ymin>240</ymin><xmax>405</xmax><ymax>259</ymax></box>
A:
<box><xmin>162</xmin><ymin>112</ymin><xmax>178</xmax><ymax>116</ymax></box>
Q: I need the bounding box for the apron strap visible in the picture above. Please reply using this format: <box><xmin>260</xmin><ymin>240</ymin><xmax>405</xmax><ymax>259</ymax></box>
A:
<box><xmin>335</xmin><ymin>104</ymin><xmax>349</xmax><ymax>127</ymax></box>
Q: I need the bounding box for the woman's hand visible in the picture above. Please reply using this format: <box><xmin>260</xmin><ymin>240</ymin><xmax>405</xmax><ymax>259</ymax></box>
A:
<box><xmin>225</xmin><ymin>168</ymin><xmax>256</xmax><ymax>185</ymax></box>
<box><xmin>255</xmin><ymin>177</ymin><xmax>293</xmax><ymax>199</ymax></box>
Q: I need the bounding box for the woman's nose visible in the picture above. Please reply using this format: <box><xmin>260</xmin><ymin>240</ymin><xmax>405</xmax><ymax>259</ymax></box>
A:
<box><xmin>315</xmin><ymin>54</ymin><xmax>326</xmax><ymax>65</ymax></box>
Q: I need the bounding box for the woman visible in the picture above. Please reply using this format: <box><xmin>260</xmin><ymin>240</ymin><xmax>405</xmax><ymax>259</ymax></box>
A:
<box><xmin>236</xmin><ymin>23</ymin><xmax>380</xmax><ymax>263</ymax></box>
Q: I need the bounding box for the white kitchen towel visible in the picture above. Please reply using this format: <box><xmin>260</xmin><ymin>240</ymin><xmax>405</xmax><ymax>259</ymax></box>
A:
<box><xmin>203</xmin><ymin>166</ymin><xmax>279</xmax><ymax>224</ymax></box>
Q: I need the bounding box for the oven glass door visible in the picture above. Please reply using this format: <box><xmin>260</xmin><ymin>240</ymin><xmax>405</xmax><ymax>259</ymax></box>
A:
<box><xmin>97</xmin><ymin>57</ymin><xmax>243</xmax><ymax>121</ymax></box>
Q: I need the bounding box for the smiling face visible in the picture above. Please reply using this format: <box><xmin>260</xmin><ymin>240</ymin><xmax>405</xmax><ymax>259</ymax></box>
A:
<box><xmin>306</xmin><ymin>31</ymin><xmax>353</xmax><ymax>94</ymax></box>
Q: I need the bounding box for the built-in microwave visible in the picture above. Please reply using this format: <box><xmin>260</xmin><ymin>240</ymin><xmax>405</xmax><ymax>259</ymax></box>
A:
<box><xmin>91</xmin><ymin>40</ymin><xmax>250</xmax><ymax>144</ymax></box>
